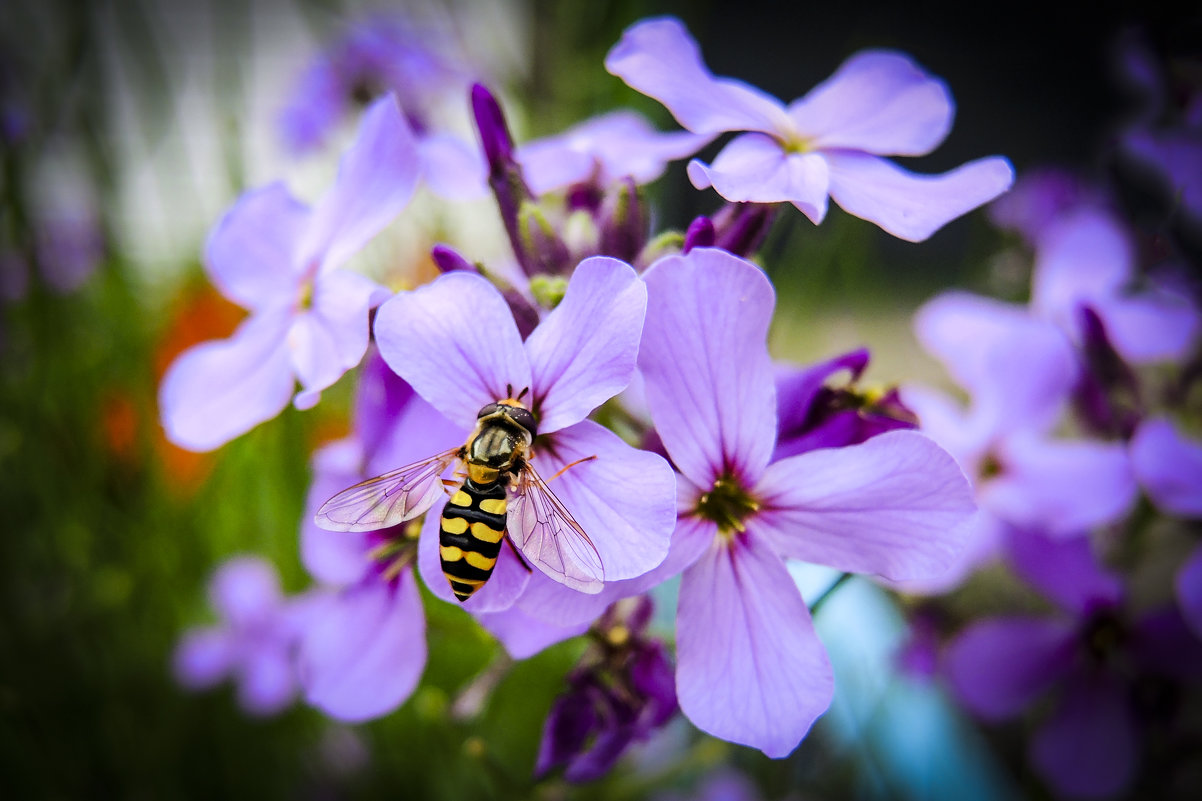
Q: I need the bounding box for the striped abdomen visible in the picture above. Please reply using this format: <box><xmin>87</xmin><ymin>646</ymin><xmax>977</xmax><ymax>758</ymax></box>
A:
<box><xmin>439</xmin><ymin>479</ymin><xmax>507</xmax><ymax>601</ymax></box>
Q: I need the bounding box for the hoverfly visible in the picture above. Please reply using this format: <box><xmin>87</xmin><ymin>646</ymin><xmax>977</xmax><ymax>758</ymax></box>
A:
<box><xmin>314</xmin><ymin>389</ymin><xmax>604</xmax><ymax>601</ymax></box>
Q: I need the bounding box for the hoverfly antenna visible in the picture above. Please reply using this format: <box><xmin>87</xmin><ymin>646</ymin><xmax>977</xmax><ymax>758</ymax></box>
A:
<box><xmin>505</xmin><ymin>383</ymin><xmax>514</xmax><ymax>399</ymax></box>
<box><xmin>516</xmin><ymin>386</ymin><xmax>529</xmax><ymax>402</ymax></box>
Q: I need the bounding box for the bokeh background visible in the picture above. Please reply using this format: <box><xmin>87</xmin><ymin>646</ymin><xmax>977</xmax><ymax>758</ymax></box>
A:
<box><xmin>1</xmin><ymin>0</ymin><xmax>1197</xmax><ymax>798</ymax></box>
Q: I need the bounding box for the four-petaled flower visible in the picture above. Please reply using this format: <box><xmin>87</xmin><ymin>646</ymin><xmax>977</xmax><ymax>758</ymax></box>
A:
<box><xmin>160</xmin><ymin>95</ymin><xmax>420</xmax><ymax>451</ymax></box>
<box><xmin>605</xmin><ymin>16</ymin><xmax>1014</xmax><ymax>241</ymax></box>
<box><xmin>636</xmin><ymin>247</ymin><xmax>975</xmax><ymax>756</ymax></box>
<box><xmin>372</xmin><ymin>255</ymin><xmax>677</xmax><ymax>612</ymax></box>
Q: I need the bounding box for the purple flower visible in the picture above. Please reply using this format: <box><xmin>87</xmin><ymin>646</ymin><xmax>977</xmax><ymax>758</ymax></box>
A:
<box><xmin>773</xmin><ymin>348</ymin><xmax>918</xmax><ymax>461</ymax></box>
<box><xmin>636</xmin><ymin>248</ymin><xmax>975</xmax><ymax>756</ymax></box>
<box><xmin>372</xmin><ymin>255</ymin><xmax>676</xmax><ymax>612</ymax></box>
<box><xmin>1031</xmin><ymin>206</ymin><xmax>1199</xmax><ymax>365</ymax></box>
<box><xmin>159</xmin><ymin>95</ymin><xmax>419</xmax><ymax>451</ymax></box>
<box><xmin>605</xmin><ymin>17</ymin><xmax>1014</xmax><ymax>241</ymax></box>
<box><xmin>173</xmin><ymin>556</ymin><xmax>314</xmax><ymax>716</ymax></box>
<box><xmin>535</xmin><ymin>598</ymin><xmax>677</xmax><ymax>782</ymax></box>
<box><xmin>279</xmin><ymin>14</ymin><xmax>470</xmax><ymax>157</ymax></box>
<box><xmin>907</xmin><ymin>292</ymin><xmax>1137</xmax><ymax>539</ymax></box>
<box><xmin>297</xmin><ymin>352</ymin><xmax>461</xmax><ymax>721</ymax></box>
<box><xmin>516</xmin><ymin>110</ymin><xmax>710</xmax><ymax>196</ymax></box>
<box><xmin>946</xmin><ymin>529</ymin><xmax>1202</xmax><ymax>799</ymax></box>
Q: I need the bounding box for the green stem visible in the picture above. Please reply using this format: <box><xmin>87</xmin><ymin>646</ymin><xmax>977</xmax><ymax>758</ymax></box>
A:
<box><xmin>809</xmin><ymin>572</ymin><xmax>852</xmax><ymax>616</ymax></box>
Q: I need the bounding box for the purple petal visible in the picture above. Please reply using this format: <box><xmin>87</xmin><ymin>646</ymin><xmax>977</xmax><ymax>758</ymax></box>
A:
<box><xmin>985</xmin><ymin>435</ymin><xmax>1137</xmax><ymax>536</ymax></box>
<box><xmin>1131</xmin><ymin>417</ymin><xmax>1202</xmax><ymax>518</ymax></box>
<box><xmin>236</xmin><ymin>647</ymin><xmax>296</xmax><ymax>716</ymax></box>
<box><xmin>899</xmin><ymin>384</ymin><xmax>993</xmax><ymax>470</ymax></box>
<box><xmin>158</xmin><ymin>309</ymin><xmax>296</xmax><ymax>452</ymax></box>
<box><xmin>209</xmin><ymin>556</ymin><xmax>283</xmax><ymax>629</ymax></box>
<box><xmin>516</xmin><ymin>512</ymin><xmax>714</xmax><ymax>629</ymax></box>
<box><xmin>640</xmin><ymin>249</ymin><xmax>777</xmax><ymax>488</ymax></box>
<box><xmin>291</xmin><ymin>270</ymin><xmax>384</xmax><ymax>409</ymax></box>
<box><xmin>1004</xmin><ymin>527</ymin><xmax>1122</xmax><ymax>614</ymax></box>
<box><xmin>204</xmin><ymin>182</ymin><xmax>309</xmax><ymax>311</ymax></box>
<box><xmin>1178</xmin><ymin>545</ymin><xmax>1202</xmax><ymax>638</ymax></box>
<box><xmin>518</xmin><ymin>110</ymin><xmax>709</xmax><ymax>195</ymax></box>
<box><xmin>753</xmin><ymin>431</ymin><xmax>976</xmax><ymax>581</ymax></box>
<box><xmin>298</xmin><ymin>94</ymin><xmax>421</xmax><ymax>273</ymax></box>
<box><xmin>1031</xmin><ymin>207</ymin><xmax>1131</xmax><ymax>326</ymax></box>
<box><xmin>301</xmin><ymin>440</ymin><xmax>374</xmax><ymax>586</ymax></box>
<box><xmin>416</xmin><ymin>498</ymin><xmax>530</xmax><ymax>613</ymax></box>
<box><xmin>686</xmin><ymin>134</ymin><xmax>830</xmax><ymax>222</ymax></box>
<box><xmin>299</xmin><ymin>574</ymin><xmax>426</xmax><ymax>722</ymax></box>
<box><xmin>374</xmin><ymin>271</ymin><xmax>530</xmax><ymax>429</ymax></box>
<box><xmin>417</xmin><ymin>134</ymin><xmax>487</xmax><ymax>200</ymax></box>
<box><xmin>913</xmin><ymin>292</ymin><xmax>1075</xmax><ymax>437</ymax></box>
<box><xmin>525</xmin><ymin>257</ymin><xmax>646</xmax><ymax>434</ymax></box>
<box><xmin>476</xmin><ymin>605</ymin><xmax>590</xmax><ymax>659</ymax></box>
<box><xmin>825</xmin><ymin>151</ymin><xmax>1014</xmax><ymax>242</ymax></box>
<box><xmin>788</xmin><ymin>50</ymin><xmax>953</xmax><ymax>156</ymax></box>
<box><xmin>676</xmin><ymin>533</ymin><xmax>833</xmax><ymax>758</ymax></box>
<box><xmin>1095</xmin><ymin>288</ymin><xmax>1200</xmax><ymax>365</ymax></box>
<box><xmin>1030</xmin><ymin>673</ymin><xmax>1137</xmax><ymax>799</ymax></box>
<box><xmin>604</xmin><ymin>17</ymin><xmax>792</xmax><ymax>137</ymax></box>
<box><xmin>173</xmin><ymin>627</ymin><xmax>236</xmax><ymax>689</ymax></box>
<box><xmin>530</xmin><ymin>421</ymin><xmax>675</xmax><ymax>581</ymax></box>
<box><xmin>882</xmin><ymin>510</ymin><xmax>1003</xmax><ymax>595</ymax></box>
<box><xmin>944</xmin><ymin>617</ymin><xmax>1076</xmax><ymax>720</ymax></box>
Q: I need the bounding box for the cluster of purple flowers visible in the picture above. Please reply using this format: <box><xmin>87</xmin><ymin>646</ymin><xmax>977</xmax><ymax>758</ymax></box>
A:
<box><xmin>162</xmin><ymin>13</ymin><xmax>1202</xmax><ymax>795</ymax></box>
<box><xmin>894</xmin><ymin>40</ymin><xmax>1202</xmax><ymax>798</ymax></box>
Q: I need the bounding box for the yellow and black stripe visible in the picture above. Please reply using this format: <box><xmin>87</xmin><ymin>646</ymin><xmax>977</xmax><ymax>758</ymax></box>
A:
<box><xmin>439</xmin><ymin>479</ymin><xmax>508</xmax><ymax>601</ymax></box>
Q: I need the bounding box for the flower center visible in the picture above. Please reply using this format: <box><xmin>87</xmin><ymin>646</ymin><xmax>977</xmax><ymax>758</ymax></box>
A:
<box><xmin>1081</xmin><ymin>607</ymin><xmax>1125</xmax><ymax>665</ymax></box>
<box><xmin>367</xmin><ymin>519</ymin><xmax>422</xmax><ymax>581</ymax></box>
<box><xmin>694</xmin><ymin>474</ymin><xmax>760</xmax><ymax>537</ymax></box>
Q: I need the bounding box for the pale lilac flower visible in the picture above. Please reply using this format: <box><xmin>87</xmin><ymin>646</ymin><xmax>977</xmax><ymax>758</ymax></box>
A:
<box><xmin>372</xmin><ymin>255</ymin><xmax>676</xmax><ymax>612</ymax></box>
<box><xmin>280</xmin><ymin>14</ymin><xmax>468</xmax><ymax>154</ymax></box>
<box><xmin>636</xmin><ymin>248</ymin><xmax>975</xmax><ymax>756</ymax></box>
<box><xmin>1031</xmin><ymin>206</ymin><xmax>1200</xmax><ymax>365</ymax></box>
<box><xmin>516</xmin><ymin>110</ymin><xmax>709</xmax><ymax>196</ymax></box>
<box><xmin>159</xmin><ymin>95</ymin><xmax>419</xmax><ymax>452</ymax></box>
<box><xmin>946</xmin><ymin>529</ymin><xmax>1202</xmax><ymax>799</ymax></box>
<box><xmin>605</xmin><ymin>17</ymin><xmax>1014</xmax><ymax>241</ymax></box>
<box><xmin>173</xmin><ymin>556</ymin><xmax>315</xmax><ymax>716</ymax></box>
<box><xmin>297</xmin><ymin>351</ymin><xmax>461</xmax><ymax>721</ymax></box>
<box><xmin>907</xmin><ymin>292</ymin><xmax>1137</xmax><ymax>540</ymax></box>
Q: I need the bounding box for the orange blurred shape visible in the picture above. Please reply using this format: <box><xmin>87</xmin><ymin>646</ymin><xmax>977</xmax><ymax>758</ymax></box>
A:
<box><xmin>151</xmin><ymin>282</ymin><xmax>246</xmax><ymax>495</ymax></box>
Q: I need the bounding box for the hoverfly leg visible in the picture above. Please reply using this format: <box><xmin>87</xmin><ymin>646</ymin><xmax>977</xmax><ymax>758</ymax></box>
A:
<box><xmin>505</xmin><ymin>536</ymin><xmax>533</xmax><ymax>573</ymax></box>
<box><xmin>545</xmin><ymin>454</ymin><xmax>598</xmax><ymax>483</ymax></box>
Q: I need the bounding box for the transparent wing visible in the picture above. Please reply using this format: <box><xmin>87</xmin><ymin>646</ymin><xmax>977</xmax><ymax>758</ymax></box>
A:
<box><xmin>314</xmin><ymin>447</ymin><xmax>460</xmax><ymax>532</ymax></box>
<box><xmin>509</xmin><ymin>463</ymin><xmax>605</xmax><ymax>594</ymax></box>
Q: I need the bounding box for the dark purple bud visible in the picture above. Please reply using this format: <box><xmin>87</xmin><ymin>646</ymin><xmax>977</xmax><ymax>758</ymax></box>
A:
<box><xmin>520</xmin><ymin>202</ymin><xmax>573</xmax><ymax>276</ymax></box>
<box><xmin>712</xmin><ymin>202</ymin><xmax>777</xmax><ymax>257</ymax></box>
<box><xmin>430</xmin><ymin>243</ymin><xmax>476</xmax><ymax>273</ymax></box>
<box><xmin>1074</xmin><ymin>305</ymin><xmax>1142</xmax><ymax>438</ymax></box>
<box><xmin>628</xmin><ymin>641</ymin><xmax>678</xmax><ymax>729</ymax></box>
<box><xmin>471</xmin><ymin>83</ymin><xmax>516</xmax><ymax>171</ymax></box>
<box><xmin>566</xmin><ymin>182</ymin><xmax>603</xmax><ymax>213</ymax></box>
<box><xmin>683</xmin><ymin>216</ymin><xmax>716</xmax><ymax>253</ymax></box>
<box><xmin>471</xmin><ymin>83</ymin><xmax>539</xmax><ymax>275</ymax></box>
<box><xmin>598</xmin><ymin>178</ymin><xmax>647</xmax><ymax>264</ymax></box>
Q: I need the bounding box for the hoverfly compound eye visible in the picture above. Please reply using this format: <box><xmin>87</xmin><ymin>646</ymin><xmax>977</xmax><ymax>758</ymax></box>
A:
<box><xmin>508</xmin><ymin>407</ymin><xmax>537</xmax><ymax>439</ymax></box>
<box><xmin>477</xmin><ymin>403</ymin><xmax>500</xmax><ymax>419</ymax></box>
